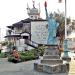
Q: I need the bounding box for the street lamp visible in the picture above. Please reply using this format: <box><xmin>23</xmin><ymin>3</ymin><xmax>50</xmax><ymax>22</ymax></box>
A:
<box><xmin>62</xmin><ymin>0</ymin><xmax>71</xmax><ymax>61</ymax></box>
<box><xmin>64</xmin><ymin>0</ymin><xmax>67</xmax><ymax>39</ymax></box>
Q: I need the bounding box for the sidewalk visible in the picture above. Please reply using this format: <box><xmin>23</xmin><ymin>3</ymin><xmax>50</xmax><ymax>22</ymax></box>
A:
<box><xmin>68</xmin><ymin>59</ymin><xmax>75</xmax><ymax>75</ymax></box>
<box><xmin>0</xmin><ymin>58</ymin><xmax>75</xmax><ymax>75</ymax></box>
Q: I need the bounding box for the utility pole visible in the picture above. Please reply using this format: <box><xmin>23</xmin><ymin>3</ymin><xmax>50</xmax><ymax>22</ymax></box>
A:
<box><xmin>62</xmin><ymin>0</ymin><xmax>71</xmax><ymax>61</ymax></box>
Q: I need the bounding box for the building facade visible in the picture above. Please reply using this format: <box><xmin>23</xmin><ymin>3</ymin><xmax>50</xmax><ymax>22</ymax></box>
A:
<box><xmin>5</xmin><ymin>1</ymin><xmax>48</xmax><ymax>51</ymax></box>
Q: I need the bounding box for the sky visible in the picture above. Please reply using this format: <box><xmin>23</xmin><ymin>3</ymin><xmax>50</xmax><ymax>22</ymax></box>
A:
<box><xmin>0</xmin><ymin>0</ymin><xmax>75</xmax><ymax>41</ymax></box>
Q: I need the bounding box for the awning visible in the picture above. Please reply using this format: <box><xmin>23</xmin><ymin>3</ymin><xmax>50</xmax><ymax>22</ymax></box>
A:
<box><xmin>5</xmin><ymin>34</ymin><xmax>21</xmax><ymax>38</ymax></box>
<box><xmin>21</xmin><ymin>33</ymin><xmax>29</xmax><ymax>36</ymax></box>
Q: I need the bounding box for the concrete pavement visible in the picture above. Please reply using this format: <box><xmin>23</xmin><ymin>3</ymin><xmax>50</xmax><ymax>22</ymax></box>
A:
<box><xmin>0</xmin><ymin>58</ymin><xmax>74</xmax><ymax>75</ymax></box>
<box><xmin>68</xmin><ymin>59</ymin><xmax>75</xmax><ymax>75</ymax></box>
<box><xmin>0</xmin><ymin>58</ymin><xmax>67</xmax><ymax>75</ymax></box>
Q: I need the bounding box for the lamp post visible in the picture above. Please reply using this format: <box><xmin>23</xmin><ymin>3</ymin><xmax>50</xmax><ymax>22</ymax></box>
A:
<box><xmin>65</xmin><ymin>0</ymin><xmax>67</xmax><ymax>39</ymax></box>
<box><xmin>62</xmin><ymin>0</ymin><xmax>71</xmax><ymax>61</ymax></box>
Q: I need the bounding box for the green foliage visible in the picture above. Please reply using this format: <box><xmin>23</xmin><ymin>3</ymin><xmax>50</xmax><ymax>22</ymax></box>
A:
<box><xmin>20</xmin><ymin>55</ymin><xmax>36</xmax><ymax>61</ymax></box>
<box><xmin>1</xmin><ymin>41</ymin><xmax>8</xmax><ymax>46</ymax></box>
<box><xmin>8</xmin><ymin>55</ymin><xmax>20</xmax><ymax>63</ymax></box>
<box><xmin>38</xmin><ymin>46</ymin><xmax>45</xmax><ymax>56</ymax></box>
<box><xmin>19</xmin><ymin>50</ymin><xmax>37</xmax><ymax>62</ymax></box>
<box><xmin>0</xmin><ymin>53</ymin><xmax>7</xmax><ymax>58</ymax></box>
<box><xmin>8</xmin><ymin>56</ymin><xmax>15</xmax><ymax>62</ymax></box>
<box><xmin>7</xmin><ymin>42</ymin><xmax>14</xmax><ymax>48</ymax></box>
<box><xmin>19</xmin><ymin>50</ymin><xmax>34</xmax><ymax>56</ymax></box>
<box><xmin>33</xmin><ymin>45</ymin><xmax>45</xmax><ymax>56</ymax></box>
<box><xmin>8</xmin><ymin>50</ymin><xmax>38</xmax><ymax>63</ymax></box>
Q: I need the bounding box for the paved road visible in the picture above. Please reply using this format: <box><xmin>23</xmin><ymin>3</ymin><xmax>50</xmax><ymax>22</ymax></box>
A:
<box><xmin>0</xmin><ymin>58</ymin><xmax>69</xmax><ymax>75</ymax></box>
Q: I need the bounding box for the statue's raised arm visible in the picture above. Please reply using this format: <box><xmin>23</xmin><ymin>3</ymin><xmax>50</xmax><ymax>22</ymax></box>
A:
<box><xmin>44</xmin><ymin>1</ymin><xmax>49</xmax><ymax>20</ymax></box>
<box><xmin>44</xmin><ymin>1</ymin><xmax>59</xmax><ymax>45</ymax></box>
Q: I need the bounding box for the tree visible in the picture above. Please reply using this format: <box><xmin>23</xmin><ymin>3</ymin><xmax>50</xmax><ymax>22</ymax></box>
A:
<box><xmin>53</xmin><ymin>11</ymin><xmax>71</xmax><ymax>43</ymax></box>
<box><xmin>1</xmin><ymin>41</ymin><xmax>8</xmax><ymax>46</ymax></box>
<box><xmin>33</xmin><ymin>45</ymin><xmax>45</xmax><ymax>56</ymax></box>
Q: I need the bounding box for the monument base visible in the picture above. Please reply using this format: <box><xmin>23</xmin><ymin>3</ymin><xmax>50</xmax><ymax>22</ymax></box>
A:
<box><xmin>34</xmin><ymin>45</ymin><xmax>69</xmax><ymax>74</ymax></box>
<box><xmin>34</xmin><ymin>62</ymin><xmax>69</xmax><ymax>73</ymax></box>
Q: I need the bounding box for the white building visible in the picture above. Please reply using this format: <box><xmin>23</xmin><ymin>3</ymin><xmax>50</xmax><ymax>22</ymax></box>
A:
<box><xmin>5</xmin><ymin>1</ymin><xmax>48</xmax><ymax>51</ymax></box>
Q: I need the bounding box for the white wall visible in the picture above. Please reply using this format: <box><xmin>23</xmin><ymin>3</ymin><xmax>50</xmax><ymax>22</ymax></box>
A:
<box><xmin>16</xmin><ymin>39</ymin><xmax>26</xmax><ymax>51</ymax></box>
<box><xmin>31</xmin><ymin>21</ymin><xmax>48</xmax><ymax>44</ymax></box>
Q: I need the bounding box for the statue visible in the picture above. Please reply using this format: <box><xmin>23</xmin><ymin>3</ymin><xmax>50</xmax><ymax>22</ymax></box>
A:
<box><xmin>44</xmin><ymin>1</ymin><xmax>59</xmax><ymax>45</ymax></box>
<box><xmin>33</xmin><ymin>1</ymin><xmax>69</xmax><ymax>73</ymax></box>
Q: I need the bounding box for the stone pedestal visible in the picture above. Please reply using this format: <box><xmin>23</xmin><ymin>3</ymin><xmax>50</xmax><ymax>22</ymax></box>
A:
<box><xmin>34</xmin><ymin>45</ymin><xmax>69</xmax><ymax>73</ymax></box>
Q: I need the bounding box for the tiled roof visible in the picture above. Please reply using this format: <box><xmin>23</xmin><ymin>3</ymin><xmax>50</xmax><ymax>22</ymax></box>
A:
<box><xmin>21</xmin><ymin>18</ymin><xmax>46</xmax><ymax>23</ymax></box>
<box><xmin>13</xmin><ymin>21</ymin><xmax>23</xmax><ymax>27</ymax></box>
<box><xmin>7</xmin><ymin>26</ymin><xmax>14</xmax><ymax>29</ymax></box>
<box><xmin>21</xmin><ymin>18</ymin><xmax>32</xmax><ymax>23</ymax></box>
<box><xmin>7</xmin><ymin>18</ymin><xmax>46</xmax><ymax>27</ymax></box>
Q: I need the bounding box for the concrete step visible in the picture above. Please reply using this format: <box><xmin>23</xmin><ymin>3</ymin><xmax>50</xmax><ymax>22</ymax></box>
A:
<box><xmin>34</xmin><ymin>62</ymin><xmax>68</xmax><ymax>73</ymax></box>
<box><xmin>41</xmin><ymin>59</ymin><xmax>63</xmax><ymax>65</ymax></box>
<box><xmin>43</xmin><ymin>55</ymin><xmax>60</xmax><ymax>59</ymax></box>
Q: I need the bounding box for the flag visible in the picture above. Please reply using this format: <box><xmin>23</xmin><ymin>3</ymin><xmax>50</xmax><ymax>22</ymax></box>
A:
<box><xmin>58</xmin><ymin>0</ymin><xmax>62</xmax><ymax>3</ymax></box>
